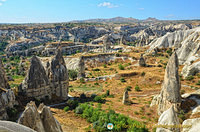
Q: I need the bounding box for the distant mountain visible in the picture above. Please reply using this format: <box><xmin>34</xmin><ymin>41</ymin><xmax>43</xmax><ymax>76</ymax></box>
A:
<box><xmin>144</xmin><ymin>17</ymin><xmax>159</xmax><ymax>22</ymax></box>
<box><xmin>70</xmin><ymin>17</ymin><xmax>140</xmax><ymax>23</ymax></box>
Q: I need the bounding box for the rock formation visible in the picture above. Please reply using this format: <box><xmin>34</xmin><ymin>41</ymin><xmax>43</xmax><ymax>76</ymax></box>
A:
<box><xmin>147</xmin><ymin>27</ymin><xmax>200</xmax><ymax>64</ymax></box>
<box><xmin>48</xmin><ymin>49</ymin><xmax>68</xmax><ymax>100</ymax></box>
<box><xmin>122</xmin><ymin>89</ymin><xmax>129</xmax><ymax>104</ymax></box>
<box><xmin>181</xmin><ymin>61</ymin><xmax>200</xmax><ymax>78</ymax></box>
<box><xmin>18</xmin><ymin>101</ymin><xmax>63</xmax><ymax>132</ymax></box>
<box><xmin>158</xmin><ymin>52</ymin><xmax>181</xmax><ymax>115</ymax></box>
<box><xmin>103</xmin><ymin>34</ymin><xmax>111</xmax><ymax>53</ymax></box>
<box><xmin>0</xmin><ymin>59</ymin><xmax>16</xmax><ymax>120</ymax></box>
<box><xmin>139</xmin><ymin>54</ymin><xmax>146</xmax><ymax>67</ymax></box>
<box><xmin>20</xmin><ymin>56</ymin><xmax>51</xmax><ymax>100</ymax></box>
<box><xmin>77</xmin><ymin>56</ymin><xmax>85</xmax><ymax>79</ymax></box>
<box><xmin>0</xmin><ymin>120</ymin><xmax>36</xmax><ymax>132</ymax></box>
<box><xmin>156</xmin><ymin>106</ymin><xmax>180</xmax><ymax>132</ymax></box>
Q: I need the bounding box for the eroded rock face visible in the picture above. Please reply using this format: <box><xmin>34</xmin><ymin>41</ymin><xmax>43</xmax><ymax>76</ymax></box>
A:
<box><xmin>156</xmin><ymin>106</ymin><xmax>180</xmax><ymax>132</ymax></box>
<box><xmin>20</xmin><ymin>56</ymin><xmax>51</xmax><ymax>99</ymax></box>
<box><xmin>48</xmin><ymin>49</ymin><xmax>68</xmax><ymax>100</ymax></box>
<box><xmin>0</xmin><ymin>59</ymin><xmax>16</xmax><ymax>120</ymax></box>
<box><xmin>158</xmin><ymin>52</ymin><xmax>181</xmax><ymax>115</ymax></box>
<box><xmin>18</xmin><ymin>101</ymin><xmax>63</xmax><ymax>132</ymax></box>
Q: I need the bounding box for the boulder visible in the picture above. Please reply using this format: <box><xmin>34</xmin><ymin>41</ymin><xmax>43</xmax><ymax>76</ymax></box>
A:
<box><xmin>0</xmin><ymin>59</ymin><xmax>10</xmax><ymax>89</ymax></box>
<box><xmin>20</xmin><ymin>56</ymin><xmax>51</xmax><ymax>99</ymax></box>
<box><xmin>77</xmin><ymin>56</ymin><xmax>85</xmax><ymax>79</ymax></box>
<box><xmin>18</xmin><ymin>101</ymin><xmax>63</xmax><ymax>132</ymax></box>
<box><xmin>158</xmin><ymin>52</ymin><xmax>181</xmax><ymax>115</ymax></box>
<box><xmin>156</xmin><ymin>106</ymin><xmax>180</xmax><ymax>132</ymax></box>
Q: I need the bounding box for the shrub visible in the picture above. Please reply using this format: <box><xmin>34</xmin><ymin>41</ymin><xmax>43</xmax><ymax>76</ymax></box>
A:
<box><xmin>92</xmin><ymin>68</ymin><xmax>100</xmax><ymax>71</ymax></box>
<box><xmin>64</xmin><ymin>106</ymin><xmax>70</xmax><ymax>112</ymax></box>
<box><xmin>67</xmin><ymin>100</ymin><xmax>79</xmax><ymax>109</ymax></box>
<box><xmin>93</xmin><ymin>96</ymin><xmax>105</xmax><ymax>103</ymax></box>
<box><xmin>75</xmin><ymin>106</ymin><xmax>83</xmax><ymax>114</ymax></box>
<box><xmin>79</xmin><ymin>78</ymin><xmax>85</xmax><ymax>83</ymax></box>
<box><xmin>80</xmin><ymin>93</ymin><xmax>87</xmax><ymax>99</ymax></box>
<box><xmin>106</xmin><ymin>90</ymin><xmax>110</xmax><ymax>96</ymax></box>
<box><xmin>68</xmin><ymin>70</ymin><xmax>78</xmax><ymax>80</ymax></box>
<box><xmin>141</xmin><ymin>72</ymin><xmax>146</xmax><ymax>76</ymax></box>
<box><xmin>126</xmin><ymin>86</ymin><xmax>132</xmax><ymax>91</ymax></box>
<box><xmin>6</xmin><ymin>107</ymin><xmax>17</xmax><ymax>118</ymax></box>
<box><xmin>196</xmin><ymin>80</ymin><xmax>200</xmax><ymax>85</ymax></box>
<box><xmin>186</xmin><ymin>75</ymin><xmax>194</xmax><ymax>81</ymax></box>
<box><xmin>94</xmin><ymin>82</ymin><xmax>99</xmax><ymax>85</ymax></box>
<box><xmin>118</xmin><ymin>64</ymin><xmax>125</xmax><ymax>70</ymax></box>
<box><xmin>120</xmin><ymin>77</ymin><xmax>126</xmax><ymax>82</ymax></box>
<box><xmin>135</xmin><ymin>85</ymin><xmax>141</xmax><ymax>92</ymax></box>
<box><xmin>103</xmin><ymin>64</ymin><xmax>107</xmax><ymax>68</ymax></box>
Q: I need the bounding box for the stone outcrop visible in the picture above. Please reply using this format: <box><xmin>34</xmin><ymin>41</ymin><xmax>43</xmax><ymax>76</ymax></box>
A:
<box><xmin>0</xmin><ymin>120</ymin><xmax>36</xmax><ymax>132</ymax></box>
<box><xmin>18</xmin><ymin>101</ymin><xmax>63</xmax><ymax>132</ymax></box>
<box><xmin>122</xmin><ymin>89</ymin><xmax>129</xmax><ymax>104</ymax></box>
<box><xmin>181</xmin><ymin>61</ymin><xmax>200</xmax><ymax>78</ymax></box>
<box><xmin>20</xmin><ymin>56</ymin><xmax>51</xmax><ymax>99</ymax></box>
<box><xmin>47</xmin><ymin>49</ymin><xmax>68</xmax><ymax>100</ymax></box>
<box><xmin>156</xmin><ymin>106</ymin><xmax>180</xmax><ymax>132</ymax></box>
<box><xmin>158</xmin><ymin>52</ymin><xmax>181</xmax><ymax>115</ymax></box>
<box><xmin>0</xmin><ymin>59</ymin><xmax>16</xmax><ymax>120</ymax></box>
<box><xmin>139</xmin><ymin>54</ymin><xmax>146</xmax><ymax>67</ymax></box>
<box><xmin>147</xmin><ymin>27</ymin><xmax>200</xmax><ymax>64</ymax></box>
<box><xmin>182</xmin><ymin>118</ymin><xmax>200</xmax><ymax>132</ymax></box>
<box><xmin>103</xmin><ymin>34</ymin><xmax>111</xmax><ymax>53</ymax></box>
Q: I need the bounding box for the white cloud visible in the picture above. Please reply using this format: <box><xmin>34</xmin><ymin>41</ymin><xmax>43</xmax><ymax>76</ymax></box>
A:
<box><xmin>165</xmin><ymin>14</ymin><xmax>175</xmax><ymax>18</ymax></box>
<box><xmin>1</xmin><ymin>0</ymin><xmax>6</xmax><ymax>2</ymax></box>
<box><xmin>0</xmin><ymin>3</ymin><xmax>2</xmax><ymax>6</ymax></box>
<box><xmin>98</xmin><ymin>2</ymin><xmax>119</xmax><ymax>8</ymax></box>
<box><xmin>138</xmin><ymin>8</ymin><xmax>144</xmax><ymax>10</ymax></box>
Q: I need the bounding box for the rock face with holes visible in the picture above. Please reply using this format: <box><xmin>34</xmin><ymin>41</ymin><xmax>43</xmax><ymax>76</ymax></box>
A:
<box><xmin>182</xmin><ymin>118</ymin><xmax>200</xmax><ymax>132</ymax></box>
<box><xmin>156</xmin><ymin>106</ymin><xmax>180</xmax><ymax>132</ymax></box>
<box><xmin>0</xmin><ymin>59</ymin><xmax>16</xmax><ymax>120</ymax></box>
<box><xmin>20</xmin><ymin>56</ymin><xmax>52</xmax><ymax>99</ymax></box>
<box><xmin>158</xmin><ymin>52</ymin><xmax>181</xmax><ymax>115</ymax></box>
<box><xmin>18</xmin><ymin>101</ymin><xmax>63</xmax><ymax>132</ymax></box>
<box><xmin>47</xmin><ymin>49</ymin><xmax>68</xmax><ymax>100</ymax></box>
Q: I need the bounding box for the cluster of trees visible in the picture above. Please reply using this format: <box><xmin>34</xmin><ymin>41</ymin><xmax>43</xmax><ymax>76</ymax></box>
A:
<box><xmin>75</xmin><ymin>103</ymin><xmax>148</xmax><ymax>132</ymax></box>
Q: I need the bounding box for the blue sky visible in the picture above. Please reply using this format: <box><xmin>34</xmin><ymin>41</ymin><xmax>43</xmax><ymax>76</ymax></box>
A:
<box><xmin>0</xmin><ymin>0</ymin><xmax>199</xmax><ymax>23</ymax></box>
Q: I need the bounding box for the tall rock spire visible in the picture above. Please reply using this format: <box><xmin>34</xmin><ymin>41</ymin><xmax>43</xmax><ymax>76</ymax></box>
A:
<box><xmin>158</xmin><ymin>52</ymin><xmax>181</xmax><ymax>115</ymax></box>
<box><xmin>0</xmin><ymin>59</ymin><xmax>10</xmax><ymax>89</ymax></box>
<box><xmin>48</xmin><ymin>49</ymin><xmax>69</xmax><ymax>100</ymax></box>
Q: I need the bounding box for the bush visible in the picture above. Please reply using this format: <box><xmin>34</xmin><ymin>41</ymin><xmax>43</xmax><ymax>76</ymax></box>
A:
<box><xmin>141</xmin><ymin>72</ymin><xmax>146</xmax><ymax>76</ymax></box>
<box><xmin>67</xmin><ymin>100</ymin><xmax>79</xmax><ymax>109</ymax></box>
<box><xmin>120</xmin><ymin>77</ymin><xmax>126</xmax><ymax>82</ymax></box>
<box><xmin>106</xmin><ymin>90</ymin><xmax>110</xmax><ymax>96</ymax></box>
<box><xmin>75</xmin><ymin>106</ymin><xmax>83</xmax><ymax>114</ymax></box>
<box><xmin>118</xmin><ymin>64</ymin><xmax>125</xmax><ymax>70</ymax></box>
<box><xmin>126</xmin><ymin>86</ymin><xmax>132</xmax><ymax>91</ymax></box>
<box><xmin>186</xmin><ymin>75</ymin><xmax>194</xmax><ymax>81</ymax></box>
<box><xmin>103</xmin><ymin>64</ymin><xmax>107</xmax><ymax>68</ymax></box>
<box><xmin>196</xmin><ymin>80</ymin><xmax>200</xmax><ymax>85</ymax></box>
<box><xmin>80</xmin><ymin>93</ymin><xmax>87</xmax><ymax>99</ymax></box>
<box><xmin>93</xmin><ymin>96</ymin><xmax>105</xmax><ymax>103</ymax></box>
<box><xmin>69</xmin><ymin>70</ymin><xmax>78</xmax><ymax>80</ymax></box>
<box><xmin>79</xmin><ymin>78</ymin><xmax>85</xmax><ymax>83</ymax></box>
<box><xmin>135</xmin><ymin>85</ymin><xmax>141</xmax><ymax>92</ymax></box>
<box><xmin>92</xmin><ymin>68</ymin><xmax>100</xmax><ymax>71</ymax></box>
<box><xmin>64</xmin><ymin>106</ymin><xmax>70</xmax><ymax>112</ymax></box>
<box><xmin>6</xmin><ymin>107</ymin><xmax>17</xmax><ymax>118</ymax></box>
